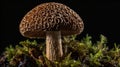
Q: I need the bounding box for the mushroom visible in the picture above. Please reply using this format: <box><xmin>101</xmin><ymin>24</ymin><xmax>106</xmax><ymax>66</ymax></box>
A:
<box><xmin>19</xmin><ymin>2</ymin><xmax>84</xmax><ymax>62</ymax></box>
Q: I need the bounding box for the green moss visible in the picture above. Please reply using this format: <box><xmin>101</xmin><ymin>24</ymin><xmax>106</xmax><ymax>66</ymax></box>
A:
<box><xmin>0</xmin><ymin>34</ymin><xmax>120</xmax><ymax>67</ymax></box>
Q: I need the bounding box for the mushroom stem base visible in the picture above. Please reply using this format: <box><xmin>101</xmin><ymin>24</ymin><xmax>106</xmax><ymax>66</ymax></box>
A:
<box><xmin>46</xmin><ymin>31</ymin><xmax>63</xmax><ymax>62</ymax></box>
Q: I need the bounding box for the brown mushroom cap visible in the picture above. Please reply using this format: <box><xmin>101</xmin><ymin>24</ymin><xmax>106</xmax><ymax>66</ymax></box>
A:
<box><xmin>19</xmin><ymin>2</ymin><xmax>84</xmax><ymax>38</ymax></box>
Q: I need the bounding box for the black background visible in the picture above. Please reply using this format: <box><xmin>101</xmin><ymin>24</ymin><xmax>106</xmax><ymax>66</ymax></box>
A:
<box><xmin>0</xmin><ymin>0</ymin><xmax>120</xmax><ymax>53</ymax></box>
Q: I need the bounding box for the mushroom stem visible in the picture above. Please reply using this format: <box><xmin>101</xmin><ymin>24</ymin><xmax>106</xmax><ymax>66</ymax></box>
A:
<box><xmin>46</xmin><ymin>31</ymin><xmax>63</xmax><ymax>61</ymax></box>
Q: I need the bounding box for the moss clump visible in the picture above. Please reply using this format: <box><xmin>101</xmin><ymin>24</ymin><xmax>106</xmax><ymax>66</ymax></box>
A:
<box><xmin>0</xmin><ymin>35</ymin><xmax>120</xmax><ymax>67</ymax></box>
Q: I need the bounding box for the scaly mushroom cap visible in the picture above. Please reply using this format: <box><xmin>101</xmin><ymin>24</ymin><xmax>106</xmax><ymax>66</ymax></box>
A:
<box><xmin>19</xmin><ymin>2</ymin><xmax>84</xmax><ymax>38</ymax></box>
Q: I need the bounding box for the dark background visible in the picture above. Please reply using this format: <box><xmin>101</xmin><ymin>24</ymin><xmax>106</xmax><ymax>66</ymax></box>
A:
<box><xmin>0</xmin><ymin>0</ymin><xmax>120</xmax><ymax>54</ymax></box>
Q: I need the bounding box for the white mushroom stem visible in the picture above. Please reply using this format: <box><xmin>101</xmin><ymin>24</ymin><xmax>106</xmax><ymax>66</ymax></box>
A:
<box><xmin>46</xmin><ymin>31</ymin><xmax>63</xmax><ymax>61</ymax></box>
